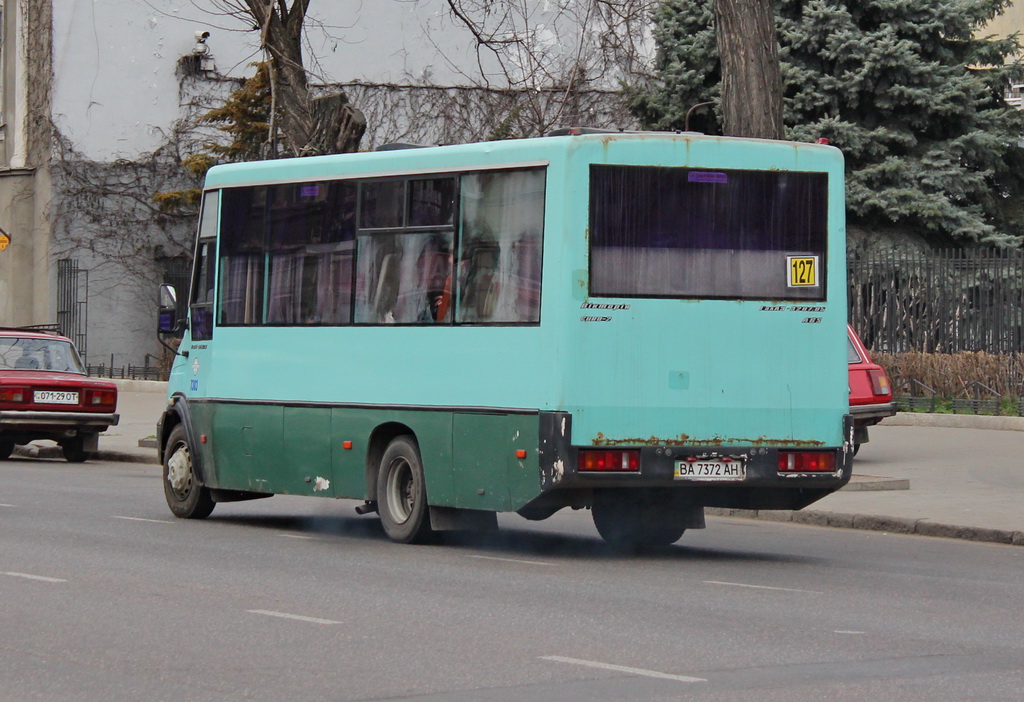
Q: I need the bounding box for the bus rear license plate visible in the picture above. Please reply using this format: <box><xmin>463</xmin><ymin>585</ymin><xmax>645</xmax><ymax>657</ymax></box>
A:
<box><xmin>34</xmin><ymin>391</ymin><xmax>79</xmax><ymax>405</ymax></box>
<box><xmin>674</xmin><ymin>460</ymin><xmax>745</xmax><ymax>481</ymax></box>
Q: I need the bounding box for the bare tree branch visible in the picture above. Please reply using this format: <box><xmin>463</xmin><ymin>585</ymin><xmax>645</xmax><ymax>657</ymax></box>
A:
<box><xmin>437</xmin><ymin>1</ymin><xmax>657</xmax><ymax>135</ymax></box>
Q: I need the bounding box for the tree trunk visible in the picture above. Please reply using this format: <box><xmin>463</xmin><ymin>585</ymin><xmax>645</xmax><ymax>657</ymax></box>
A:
<box><xmin>242</xmin><ymin>0</ymin><xmax>364</xmax><ymax>156</ymax></box>
<box><xmin>714</xmin><ymin>0</ymin><xmax>784</xmax><ymax>139</ymax></box>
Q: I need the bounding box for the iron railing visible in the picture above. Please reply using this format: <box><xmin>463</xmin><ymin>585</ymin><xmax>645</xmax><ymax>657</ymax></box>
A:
<box><xmin>849</xmin><ymin>248</ymin><xmax>1024</xmax><ymax>353</ymax></box>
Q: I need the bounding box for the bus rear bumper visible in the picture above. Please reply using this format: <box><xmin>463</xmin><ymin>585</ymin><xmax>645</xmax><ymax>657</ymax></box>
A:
<box><xmin>525</xmin><ymin>412</ymin><xmax>853</xmax><ymax>518</ymax></box>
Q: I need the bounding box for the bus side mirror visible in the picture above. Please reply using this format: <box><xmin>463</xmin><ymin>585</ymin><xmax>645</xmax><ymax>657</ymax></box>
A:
<box><xmin>158</xmin><ymin>284</ymin><xmax>183</xmax><ymax>336</ymax></box>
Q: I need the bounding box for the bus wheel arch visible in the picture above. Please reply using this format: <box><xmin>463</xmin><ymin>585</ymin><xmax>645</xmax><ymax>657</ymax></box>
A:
<box><xmin>365</xmin><ymin>422</ymin><xmax>416</xmax><ymax>501</ymax></box>
<box><xmin>157</xmin><ymin>411</ymin><xmax>181</xmax><ymax>466</ymax></box>
<box><xmin>162</xmin><ymin>423</ymin><xmax>215</xmax><ymax>519</ymax></box>
<box><xmin>374</xmin><ymin>433</ymin><xmax>433</xmax><ymax>544</ymax></box>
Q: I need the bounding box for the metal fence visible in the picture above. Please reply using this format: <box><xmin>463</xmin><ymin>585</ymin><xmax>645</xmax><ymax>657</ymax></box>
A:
<box><xmin>87</xmin><ymin>356</ymin><xmax>165</xmax><ymax>381</ymax></box>
<box><xmin>848</xmin><ymin>248</ymin><xmax>1024</xmax><ymax>353</ymax></box>
<box><xmin>56</xmin><ymin>259</ymin><xmax>88</xmax><ymax>359</ymax></box>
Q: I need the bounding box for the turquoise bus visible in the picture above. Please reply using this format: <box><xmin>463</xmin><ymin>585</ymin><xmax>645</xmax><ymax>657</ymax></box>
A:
<box><xmin>157</xmin><ymin>129</ymin><xmax>852</xmax><ymax>547</ymax></box>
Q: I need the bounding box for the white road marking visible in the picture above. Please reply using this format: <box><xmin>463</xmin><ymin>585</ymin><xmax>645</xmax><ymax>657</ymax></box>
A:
<box><xmin>542</xmin><ymin>656</ymin><xmax>706</xmax><ymax>683</ymax></box>
<box><xmin>112</xmin><ymin>516</ymin><xmax>175</xmax><ymax>524</ymax></box>
<box><xmin>4</xmin><ymin>572</ymin><xmax>67</xmax><ymax>583</ymax></box>
<box><xmin>278</xmin><ymin>533</ymin><xmax>317</xmax><ymax>540</ymax></box>
<box><xmin>834</xmin><ymin>630</ymin><xmax>866</xmax><ymax>635</ymax></box>
<box><xmin>467</xmin><ymin>554</ymin><xmax>555</xmax><ymax>567</ymax></box>
<box><xmin>246</xmin><ymin>610</ymin><xmax>341</xmax><ymax>625</ymax></box>
<box><xmin>0</xmin><ymin>503</ymin><xmax>15</xmax><ymax>507</ymax></box>
<box><xmin>703</xmin><ymin>580</ymin><xmax>823</xmax><ymax>594</ymax></box>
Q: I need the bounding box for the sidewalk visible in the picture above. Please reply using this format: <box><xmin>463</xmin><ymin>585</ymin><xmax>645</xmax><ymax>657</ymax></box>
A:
<box><xmin>18</xmin><ymin>386</ymin><xmax>1024</xmax><ymax>547</ymax></box>
<box><xmin>713</xmin><ymin>413</ymin><xmax>1024</xmax><ymax>546</ymax></box>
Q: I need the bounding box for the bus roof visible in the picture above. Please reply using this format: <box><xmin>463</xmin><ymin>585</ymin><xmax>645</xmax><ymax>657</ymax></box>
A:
<box><xmin>203</xmin><ymin>131</ymin><xmax>842</xmax><ymax>189</ymax></box>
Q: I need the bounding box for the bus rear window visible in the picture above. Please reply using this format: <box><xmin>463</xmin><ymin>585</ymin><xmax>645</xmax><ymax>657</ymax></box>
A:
<box><xmin>589</xmin><ymin>165</ymin><xmax>828</xmax><ymax>301</ymax></box>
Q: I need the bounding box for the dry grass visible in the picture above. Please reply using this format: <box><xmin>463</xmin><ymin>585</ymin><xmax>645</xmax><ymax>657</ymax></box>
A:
<box><xmin>873</xmin><ymin>351</ymin><xmax>1024</xmax><ymax>397</ymax></box>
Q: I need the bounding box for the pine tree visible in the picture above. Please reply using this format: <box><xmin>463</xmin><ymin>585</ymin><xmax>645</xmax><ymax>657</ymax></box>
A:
<box><xmin>153</xmin><ymin>63</ymin><xmax>275</xmax><ymax>213</ymax></box>
<box><xmin>631</xmin><ymin>0</ymin><xmax>1024</xmax><ymax>246</ymax></box>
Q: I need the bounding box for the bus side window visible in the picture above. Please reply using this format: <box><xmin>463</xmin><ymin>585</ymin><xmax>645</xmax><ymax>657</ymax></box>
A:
<box><xmin>457</xmin><ymin>169</ymin><xmax>544</xmax><ymax>324</ymax></box>
<box><xmin>191</xmin><ymin>191</ymin><xmax>219</xmax><ymax>340</ymax></box>
<box><xmin>373</xmin><ymin>252</ymin><xmax>400</xmax><ymax>322</ymax></box>
<box><xmin>459</xmin><ymin>240</ymin><xmax>499</xmax><ymax>322</ymax></box>
<box><xmin>219</xmin><ymin>187</ymin><xmax>268</xmax><ymax>326</ymax></box>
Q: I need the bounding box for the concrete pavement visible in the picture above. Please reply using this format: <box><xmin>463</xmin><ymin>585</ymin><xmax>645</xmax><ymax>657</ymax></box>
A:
<box><xmin>712</xmin><ymin>416</ymin><xmax>1024</xmax><ymax>547</ymax></box>
<box><xmin>14</xmin><ymin>380</ymin><xmax>1024</xmax><ymax>547</ymax></box>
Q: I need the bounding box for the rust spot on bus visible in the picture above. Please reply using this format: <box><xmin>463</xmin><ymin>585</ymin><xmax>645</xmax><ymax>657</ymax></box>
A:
<box><xmin>592</xmin><ymin>432</ymin><xmax>823</xmax><ymax>448</ymax></box>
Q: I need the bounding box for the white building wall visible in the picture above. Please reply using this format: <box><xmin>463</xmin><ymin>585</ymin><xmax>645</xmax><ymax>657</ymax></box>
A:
<box><xmin>49</xmin><ymin>0</ymin><xmax>485</xmax><ymax>161</ymax></box>
<box><xmin>41</xmin><ymin>0</ymin><xmax>645</xmax><ymax>368</ymax></box>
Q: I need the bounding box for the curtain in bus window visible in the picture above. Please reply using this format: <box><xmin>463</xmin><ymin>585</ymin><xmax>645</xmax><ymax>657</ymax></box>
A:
<box><xmin>219</xmin><ymin>187</ymin><xmax>267</xmax><ymax>325</ymax></box>
<box><xmin>354</xmin><ymin>231</ymin><xmax>453</xmax><ymax>324</ymax></box>
<box><xmin>457</xmin><ymin>168</ymin><xmax>545</xmax><ymax>323</ymax></box>
<box><xmin>319</xmin><ymin>181</ymin><xmax>357</xmax><ymax>323</ymax></box>
<box><xmin>589</xmin><ymin>165</ymin><xmax>827</xmax><ymax>300</ymax></box>
<box><xmin>266</xmin><ymin>181</ymin><xmax>355</xmax><ymax>325</ymax></box>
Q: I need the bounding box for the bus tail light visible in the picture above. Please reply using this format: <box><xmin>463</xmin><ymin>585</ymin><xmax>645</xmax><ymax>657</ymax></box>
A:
<box><xmin>579</xmin><ymin>449</ymin><xmax>640</xmax><ymax>472</ymax></box>
<box><xmin>0</xmin><ymin>386</ymin><xmax>29</xmax><ymax>403</ymax></box>
<box><xmin>85</xmin><ymin>389</ymin><xmax>117</xmax><ymax>407</ymax></box>
<box><xmin>778</xmin><ymin>451</ymin><xmax>836</xmax><ymax>473</ymax></box>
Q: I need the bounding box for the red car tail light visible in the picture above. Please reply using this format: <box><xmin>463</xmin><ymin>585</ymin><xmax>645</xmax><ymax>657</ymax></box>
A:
<box><xmin>868</xmin><ymin>369</ymin><xmax>891</xmax><ymax>397</ymax></box>
<box><xmin>85</xmin><ymin>388</ymin><xmax>117</xmax><ymax>408</ymax></box>
<box><xmin>579</xmin><ymin>449</ymin><xmax>640</xmax><ymax>472</ymax></box>
<box><xmin>0</xmin><ymin>386</ymin><xmax>30</xmax><ymax>403</ymax></box>
<box><xmin>778</xmin><ymin>451</ymin><xmax>836</xmax><ymax>473</ymax></box>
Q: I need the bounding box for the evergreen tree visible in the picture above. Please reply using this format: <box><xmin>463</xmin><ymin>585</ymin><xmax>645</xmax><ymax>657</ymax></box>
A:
<box><xmin>631</xmin><ymin>0</ymin><xmax>1024</xmax><ymax>246</ymax></box>
<box><xmin>153</xmin><ymin>63</ymin><xmax>275</xmax><ymax>213</ymax></box>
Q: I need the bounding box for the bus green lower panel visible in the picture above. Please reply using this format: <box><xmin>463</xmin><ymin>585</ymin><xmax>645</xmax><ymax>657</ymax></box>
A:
<box><xmin>278</xmin><ymin>407</ymin><xmax>333</xmax><ymax>496</ymax></box>
<box><xmin>453</xmin><ymin>413</ymin><xmax>540</xmax><ymax>511</ymax></box>
<box><xmin>193</xmin><ymin>401</ymin><xmax>542</xmax><ymax>511</ymax></box>
<box><xmin>209</xmin><ymin>403</ymin><xmax>283</xmax><ymax>493</ymax></box>
<box><xmin>329</xmin><ymin>408</ymin><xmax>455</xmax><ymax>503</ymax></box>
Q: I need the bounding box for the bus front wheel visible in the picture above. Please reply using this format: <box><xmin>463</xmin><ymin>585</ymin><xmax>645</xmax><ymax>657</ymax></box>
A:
<box><xmin>377</xmin><ymin>435</ymin><xmax>432</xmax><ymax>544</ymax></box>
<box><xmin>591</xmin><ymin>491</ymin><xmax>687</xmax><ymax>549</ymax></box>
<box><xmin>163</xmin><ymin>424</ymin><xmax>215</xmax><ymax>519</ymax></box>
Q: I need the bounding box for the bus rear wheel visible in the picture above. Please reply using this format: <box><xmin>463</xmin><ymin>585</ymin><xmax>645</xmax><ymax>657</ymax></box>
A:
<box><xmin>163</xmin><ymin>424</ymin><xmax>215</xmax><ymax>519</ymax></box>
<box><xmin>591</xmin><ymin>491</ymin><xmax>688</xmax><ymax>549</ymax></box>
<box><xmin>377</xmin><ymin>435</ymin><xmax>432</xmax><ymax>544</ymax></box>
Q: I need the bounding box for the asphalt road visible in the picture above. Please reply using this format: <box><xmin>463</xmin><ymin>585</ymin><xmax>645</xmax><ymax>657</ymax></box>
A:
<box><xmin>2</xmin><ymin>456</ymin><xmax>1023</xmax><ymax>701</ymax></box>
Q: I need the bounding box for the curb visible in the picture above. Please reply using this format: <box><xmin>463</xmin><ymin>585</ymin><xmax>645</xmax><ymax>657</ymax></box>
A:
<box><xmin>13</xmin><ymin>445</ymin><xmax>157</xmax><ymax>465</ymax></box>
<box><xmin>96</xmin><ymin>450</ymin><xmax>158</xmax><ymax>465</ymax></box>
<box><xmin>886</xmin><ymin>412</ymin><xmax>1024</xmax><ymax>432</ymax></box>
<box><xmin>707</xmin><ymin>507</ymin><xmax>1024</xmax><ymax>547</ymax></box>
<box><xmin>842</xmin><ymin>474</ymin><xmax>909</xmax><ymax>491</ymax></box>
<box><xmin>111</xmin><ymin>379</ymin><xmax>168</xmax><ymax>394</ymax></box>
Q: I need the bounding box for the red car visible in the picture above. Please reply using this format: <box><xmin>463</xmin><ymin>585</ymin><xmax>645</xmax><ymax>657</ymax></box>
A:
<box><xmin>0</xmin><ymin>328</ymin><xmax>119</xmax><ymax>462</ymax></box>
<box><xmin>848</xmin><ymin>325</ymin><xmax>896</xmax><ymax>454</ymax></box>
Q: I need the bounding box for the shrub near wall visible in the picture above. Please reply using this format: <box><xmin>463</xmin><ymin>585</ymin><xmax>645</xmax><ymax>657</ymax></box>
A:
<box><xmin>873</xmin><ymin>351</ymin><xmax>1024</xmax><ymax>398</ymax></box>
